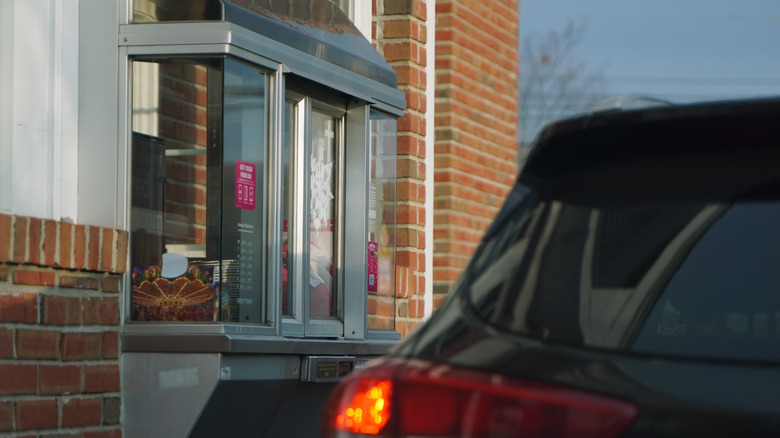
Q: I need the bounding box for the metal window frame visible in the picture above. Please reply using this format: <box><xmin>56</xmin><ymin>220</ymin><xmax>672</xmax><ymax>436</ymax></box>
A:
<box><xmin>120</xmin><ymin>18</ymin><xmax>396</xmax><ymax>344</ymax></box>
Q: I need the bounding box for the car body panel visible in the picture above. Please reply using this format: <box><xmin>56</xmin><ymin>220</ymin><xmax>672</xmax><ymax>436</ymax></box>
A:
<box><xmin>390</xmin><ymin>97</ymin><xmax>780</xmax><ymax>437</ymax></box>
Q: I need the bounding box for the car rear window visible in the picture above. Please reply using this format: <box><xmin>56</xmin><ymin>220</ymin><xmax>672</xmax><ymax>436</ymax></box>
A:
<box><xmin>466</xmin><ymin>180</ymin><xmax>780</xmax><ymax>363</ymax></box>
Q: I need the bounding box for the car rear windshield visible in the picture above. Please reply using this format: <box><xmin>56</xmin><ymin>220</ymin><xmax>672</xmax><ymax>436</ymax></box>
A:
<box><xmin>466</xmin><ymin>150</ymin><xmax>780</xmax><ymax>363</ymax></box>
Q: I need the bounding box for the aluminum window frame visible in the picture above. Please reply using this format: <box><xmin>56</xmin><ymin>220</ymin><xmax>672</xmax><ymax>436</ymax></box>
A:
<box><xmin>282</xmin><ymin>89</ymin><xmax>357</xmax><ymax>339</ymax></box>
<box><xmin>120</xmin><ymin>19</ymin><xmax>393</xmax><ymax>342</ymax></box>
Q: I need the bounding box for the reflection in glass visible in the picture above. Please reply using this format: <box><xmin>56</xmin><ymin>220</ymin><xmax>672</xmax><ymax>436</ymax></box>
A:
<box><xmin>282</xmin><ymin>101</ymin><xmax>294</xmax><ymax>316</ymax></box>
<box><xmin>367</xmin><ymin>113</ymin><xmax>397</xmax><ymax>330</ymax></box>
<box><xmin>309</xmin><ymin>110</ymin><xmax>337</xmax><ymax>317</ymax></box>
<box><xmin>221</xmin><ymin>58</ymin><xmax>266</xmax><ymax>323</ymax></box>
<box><xmin>130</xmin><ymin>57</ymin><xmax>267</xmax><ymax>324</ymax></box>
<box><xmin>633</xmin><ymin>203</ymin><xmax>780</xmax><ymax>362</ymax></box>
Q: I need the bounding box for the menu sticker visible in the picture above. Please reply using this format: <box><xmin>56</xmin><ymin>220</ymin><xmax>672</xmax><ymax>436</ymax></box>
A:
<box><xmin>368</xmin><ymin>241</ymin><xmax>378</xmax><ymax>292</ymax></box>
<box><xmin>235</xmin><ymin>161</ymin><xmax>256</xmax><ymax>210</ymax></box>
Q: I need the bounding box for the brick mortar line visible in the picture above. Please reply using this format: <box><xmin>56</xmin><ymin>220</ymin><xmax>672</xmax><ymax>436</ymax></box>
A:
<box><xmin>0</xmin><ymin>265</ymin><xmax>121</xmax><ymax>282</ymax></box>
<box><xmin>0</xmin><ymin>328</ymin><xmax>121</xmax><ymax>337</ymax></box>
<box><xmin>433</xmin><ymin>91</ymin><xmax>520</xmax><ymax>119</ymax></box>
<box><xmin>433</xmin><ymin>89</ymin><xmax>520</xmax><ymax>119</ymax></box>
<box><xmin>432</xmin><ymin>145</ymin><xmax>519</xmax><ymax>165</ymax></box>
<box><xmin>432</xmin><ymin>164</ymin><xmax>517</xmax><ymax>184</ymax></box>
<box><xmin>433</xmin><ymin>141</ymin><xmax>519</xmax><ymax>162</ymax></box>
<box><xmin>0</xmin><ymin>328</ymin><xmax>120</xmax><ymax>339</ymax></box>
<box><xmin>434</xmin><ymin>41</ymin><xmax>518</xmax><ymax>69</ymax></box>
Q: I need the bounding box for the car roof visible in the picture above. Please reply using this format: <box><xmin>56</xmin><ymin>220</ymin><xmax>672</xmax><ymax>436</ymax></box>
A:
<box><xmin>519</xmin><ymin>97</ymin><xmax>780</xmax><ymax>205</ymax></box>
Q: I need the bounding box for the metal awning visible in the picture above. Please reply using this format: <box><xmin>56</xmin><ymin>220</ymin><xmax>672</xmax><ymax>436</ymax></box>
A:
<box><xmin>132</xmin><ymin>0</ymin><xmax>398</xmax><ymax>89</ymax></box>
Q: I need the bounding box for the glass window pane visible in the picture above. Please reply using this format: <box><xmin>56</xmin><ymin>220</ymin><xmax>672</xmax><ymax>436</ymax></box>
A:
<box><xmin>282</xmin><ymin>101</ymin><xmax>294</xmax><ymax>317</ymax></box>
<box><xmin>221</xmin><ymin>58</ymin><xmax>267</xmax><ymax>324</ymax></box>
<box><xmin>633</xmin><ymin>203</ymin><xmax>780</xmax><ymax>362</ymax></box>
<box><xmin>130</xmin><ymin>57</ymin><xmax>268</xmax><ymax>324</ymax></box>
<box><xmin>310</xmin><ymin>110</ymin><xmax>337</xmax><ymax>317</ymax></box>
<box><xmin>367</xmin><ymin>113</ymin><xmax>397</xmax><ymax>330</ymax></box>
<box><xmin>131</xmin><ymin>58</ymin><xmax>220</xmax><ymax>322</ymax></box>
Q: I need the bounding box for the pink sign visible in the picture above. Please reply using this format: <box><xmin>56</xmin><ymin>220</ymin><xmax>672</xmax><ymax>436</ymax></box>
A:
<box><xmin>367</xmin><ymin>241</ymin><xmax>378</xmax><ymax>292</ymax></box>
<box><xmin>235</xmin><ymin>161</ymin><xmax>256</xmax><ymax>210</ymax></box>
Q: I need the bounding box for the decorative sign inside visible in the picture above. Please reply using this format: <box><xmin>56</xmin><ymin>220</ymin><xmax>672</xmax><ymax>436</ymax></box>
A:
<box><xmin>235</xmin><ymin>161</ymin><xmax>256</xmax><ymax>210</ymax></box>
<box><xmin>368</xmin><ymin>241</ymin><xmax>378</xmax><ymax>292</ymax></box>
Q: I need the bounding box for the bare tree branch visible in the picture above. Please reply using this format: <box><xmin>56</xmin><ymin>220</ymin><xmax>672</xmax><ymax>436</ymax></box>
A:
<box><xmin>519</xmin><ymin>20</ymin><xmax>609</xmax><ymax>154</ymax></box>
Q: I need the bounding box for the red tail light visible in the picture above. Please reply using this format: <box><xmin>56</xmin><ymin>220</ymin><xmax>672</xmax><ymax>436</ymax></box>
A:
<box><xmin>323</xmin><ymin>358</ymin><xmax>637</xmax><ymax>438</ymax></box>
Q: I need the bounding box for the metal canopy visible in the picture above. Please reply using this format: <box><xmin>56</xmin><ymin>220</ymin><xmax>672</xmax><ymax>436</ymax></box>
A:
<box><xmin>133</xmin><ymin>0</ymin><xmax>398</xmax><ymax>89</ymax></box>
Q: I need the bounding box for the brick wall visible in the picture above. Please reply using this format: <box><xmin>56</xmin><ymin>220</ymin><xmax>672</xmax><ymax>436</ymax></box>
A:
<box><xmin>375</xmin><ymin>0</ymin><xmax>519</xmax><ymax>334</ymax></box>
<box><xmin>374</xmin><ymin>0</ymin><xmax>429</xmax><ymax>337</ymax></box>
<box><xmin>0</xmin><ymin>213</ymin><xmax>127</xmax><ymax>437</ymax></box>
<box><xmin>433</xmin><ymin>0</ymin><xmax>520</xmax><ymax>304</ymax></box>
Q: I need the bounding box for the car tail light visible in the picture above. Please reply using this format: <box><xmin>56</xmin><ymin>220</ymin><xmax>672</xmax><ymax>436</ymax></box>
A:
<box><xmin>322</xmin><ymin>358</ymin><xmax>637</xmax><ymax>438</ymax></box>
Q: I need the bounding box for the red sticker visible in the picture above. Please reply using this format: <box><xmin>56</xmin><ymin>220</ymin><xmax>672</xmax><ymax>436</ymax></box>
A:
<box><xmin>368</xmin><ymin>241</ymin><xmax>378</xmax><ymax>292</ymax></box>
<box><xmin>236</xmin><ymin>161</ymin><xmax>256</xmax><ymax>210</ymax></box>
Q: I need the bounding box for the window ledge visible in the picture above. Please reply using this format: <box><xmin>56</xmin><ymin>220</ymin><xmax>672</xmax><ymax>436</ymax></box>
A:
<box><xmin>122</xmin><ymin>323</ymin><xmax>398</xmax><ymax>355</ymax></box>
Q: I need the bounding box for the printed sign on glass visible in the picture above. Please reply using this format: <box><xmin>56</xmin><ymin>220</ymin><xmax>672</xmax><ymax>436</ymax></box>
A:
<box><xmin>236</xmin><ymin>161</ymin><xmax>256</xmax><ymax>210</ymax></box>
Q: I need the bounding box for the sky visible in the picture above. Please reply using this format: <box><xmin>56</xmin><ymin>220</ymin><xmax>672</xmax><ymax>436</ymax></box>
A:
<box><xmin>520</xmin><ymin>0</ymin><xmax>780</xmax><ymax>103</ymax></box>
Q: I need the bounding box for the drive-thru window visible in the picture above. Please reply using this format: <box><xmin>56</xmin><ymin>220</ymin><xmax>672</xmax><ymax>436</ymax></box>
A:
<box><xmin>121</xmin><ymin>1</ymin><xmax>404</xmax><ymax>436</ymax></box>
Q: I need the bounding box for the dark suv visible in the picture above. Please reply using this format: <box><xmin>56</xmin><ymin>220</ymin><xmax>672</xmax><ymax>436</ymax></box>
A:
<box><xmin>323</xmin><ymin>97</ymin><xmax>780</xmax><ymax>438</ymax></box>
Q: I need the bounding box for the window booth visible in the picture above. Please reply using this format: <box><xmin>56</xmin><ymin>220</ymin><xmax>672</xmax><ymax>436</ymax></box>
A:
<box><xmin>120</xmin><ymin>1</ymin><xmax>404</xmax><ymax>436</ymax></box>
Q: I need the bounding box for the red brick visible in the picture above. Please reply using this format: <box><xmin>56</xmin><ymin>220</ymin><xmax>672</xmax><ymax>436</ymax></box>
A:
<box><xmin>101</xmin><ymin>229</ymin><xmax>114</xmax><ymax>272</ymax></box>
<box><xmin>43</xmin><ymin>219</ymin><xmax>57</xmax><ymax>266</ymax></box>
<box><xmin>74</xmin><ymin>224</ymin><xmax>87</xmax><ymax>270</ymax></box>
<box><xmin>384</xmin><ymin>0</ymin><xmax>426</xmax><ymax>19</ymax></box>
<box><xmin>0</xmin><ymin>328</ymin><xmax>11</xmax><ymax>358</ymax></box>
<box><xmin>43</xmin><ymin>295</ymin><xmax>82</xmax><ymax>325</ymax></box>
<box><xmin>0</xmin><ymin>364</ymin><xmax>37</xmax><ymax>395</ymax></box>
<box><xmin>58</xmin><ymin>221</ymin><xmax>73</xmax><ymax>269</ymax></box>
<box><xmin>101</xmin><ymin>276</ymin><xmax>120</xmax><ymax>293</ymax></box>
<box><xmin>83</xmin><ymin>297</ymin><xmax>119</xmax><ymax>325</ymax></box>
<box><xmin>0</xmin><ymin>214</ymin><xmax>11</xmax><ymax>262</ymax></box>
<box><xmin>84</xmin><ymin>364</ymin><xmax>120</xmax><ymax>393</ymax></box>
<box><xmin>377</xmin><ymin>300</ymin><xmax>394</xmax><ymax>318</ymax></box>
<box><xmin>14</xmin><ymin>269</ymin><xmax>55</xmax><ymax>286</ymax></box>
<box><xmin>62</xmin><ymin>332</ymin><xmax>102</xmax><ymax>361</ymax></box>
<box><xmin>0</xmin><ymin>401</ymin><xmax>11</xmax><ymax>431</ymax></box>
<box><xmin>40</xmin><ymin>365</ymin><xmax>82</xmax><ymax>395</ymax></box>
<box><xmin>396</xmin><ymin>135</ymin><xmax>422</xmax><ymax>156</ymax></box>
<box><xmin>16</xmin><ymin>329</ymin><xmax>60</xmax><ymax>360</ymax></box>
<box><xmin>115</xmin><ymin>230</ymin><xmax>128</xmax><ymax>274</ymax></box>
<box><xmin>28</xmin><ymin>217</ymin><xmax>42</xmax><ymax>265</ymax></box>
<box><xmin>102</xmin><ymin>331</ymin><xmax>119</xmax><ymax>359</ymax></box>
<box><xmin>367</xmin><ymin>296</ymin><xmax>378</xmax><ymax>314</ymax></box>
<box><xmin>88</xmin><ymin>226</ymin><xmax>100</xmax><ymax>271</ymax></box>
<box><xmin>84</xmin><ymin>429</ymin><xmax>122</xmax><ymax>438</ymax></box>
<box><xmin>15</xmin><ymin>399</ymin><xmax>58</xmax><ymax>431</ymax></box>
<box><xmin>62</xmin><ymin>396</ymin><xmax>102</xmax><ymax>427</ymax></box>
<box><xmin>0</xmin><ymin>292</ymin><xmax>39</xmax><ymax>323</ymax></box>
<box><xmin>13</xmin><ymin>215</ymin><xmax>28</xmax><ymax>263</ymax></box>
<box><xmin>60</xmin><ymin>275</ymin><xmax>100</xmax><ymax>290</ymax></box>
<box><xmin>397</xmin><ymin>157</ymin><xmax>425</xmax><ymax>179</ymax></box>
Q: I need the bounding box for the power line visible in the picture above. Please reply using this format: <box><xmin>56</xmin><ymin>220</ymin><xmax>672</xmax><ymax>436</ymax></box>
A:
<box><xmin>522</xmin><ymin>13</ymin><xmax>780</xmax><ymax>23</ymax></box>
<box><xmin>521</xmin><ymin>73</ymin><xmax>780</xmax><ymax>86</ymax></box>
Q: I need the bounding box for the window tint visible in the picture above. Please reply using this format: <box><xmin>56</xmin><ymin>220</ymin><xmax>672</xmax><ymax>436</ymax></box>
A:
<box><xmin>633</xmin><ymin>203</ymin><xmax>780</xmax><ymax>362</ymax></box>
<box><xmin>466</xmin><ymin>184</ymin><xmax>780</xmax><ymax>362</ymax></box>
